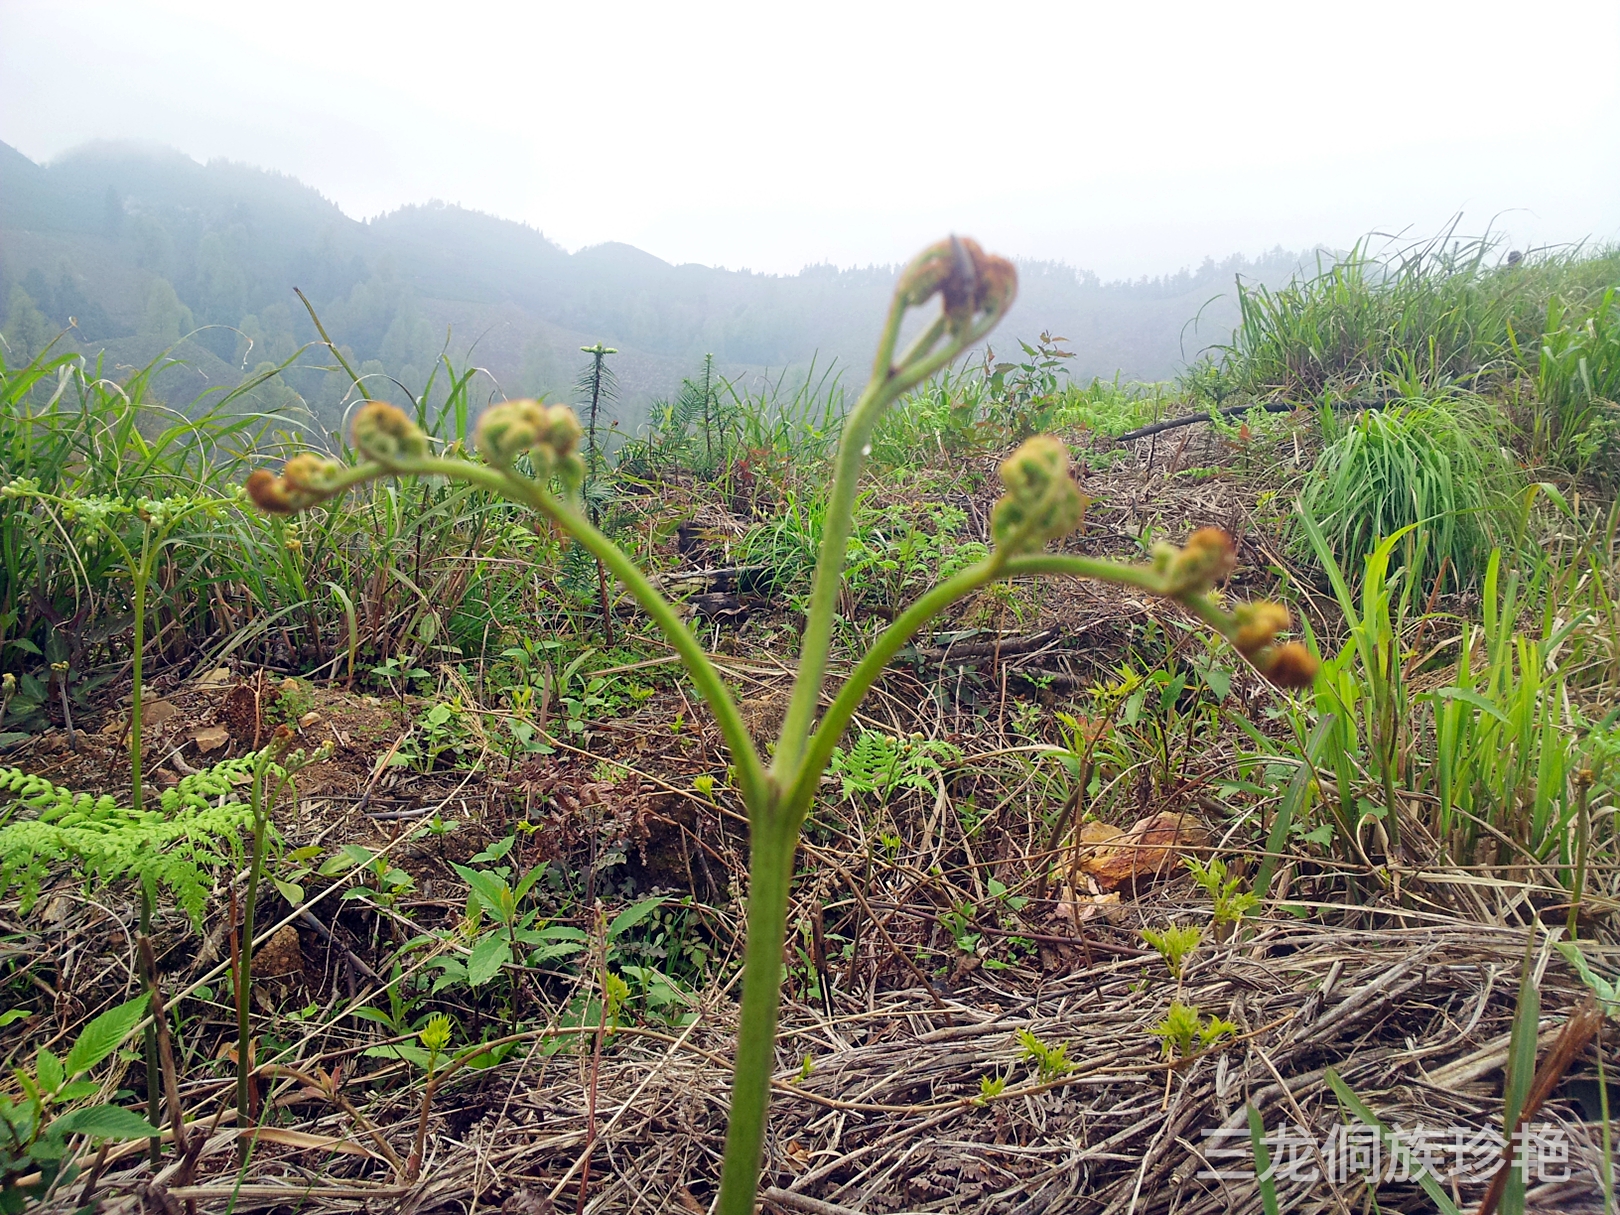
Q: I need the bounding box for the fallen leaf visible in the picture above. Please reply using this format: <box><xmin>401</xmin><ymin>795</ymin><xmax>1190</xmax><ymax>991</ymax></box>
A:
<box><xmin>1077</xmin><ymin>812</ymin><xmax>1209</xmax><ymax>892</ymax></box>
<box><xmin>189</xmin><ymin>724</ymin><xmax>229</xmax><ymax>753</ymax></box>
<box><xmin>1056</xmin><ymin>888</ymin><xmax>1122</xmax><ymax>926</ymax></box>
<box><xmin>298</xmin><ymin>711</ymin><xmax>321</xmax><ymax>730</ymax></box>
<box><xmin>196</xmin><ymin>667</ymin><xmax>233</xmax><ymax>686</ymax></box>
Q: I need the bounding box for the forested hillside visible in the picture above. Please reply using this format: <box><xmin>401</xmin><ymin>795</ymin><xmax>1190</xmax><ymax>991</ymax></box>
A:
<box><xmin>0</xmin><ymin>140</ymin><xmax>1297</xmax><ymax>432</ymax></box>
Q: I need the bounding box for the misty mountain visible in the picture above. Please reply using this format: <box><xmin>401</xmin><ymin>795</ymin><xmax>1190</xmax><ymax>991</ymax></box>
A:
<box><xmin>0</xmin><ymin>139</ymin><xmax>1300</xmax><ymax>433</ymax></box>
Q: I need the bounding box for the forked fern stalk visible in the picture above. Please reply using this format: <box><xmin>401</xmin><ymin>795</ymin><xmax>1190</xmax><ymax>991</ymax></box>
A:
<box><xmin>245</xmin><ymin>236</ymin><xmax>1316</xmax><ymax>1214</ymax></box>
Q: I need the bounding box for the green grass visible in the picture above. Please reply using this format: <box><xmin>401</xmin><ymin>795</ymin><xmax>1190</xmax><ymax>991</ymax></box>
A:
<box><xmin>1203</xmin><ymin>230</ymin><xmax>1620</xmax><ymax>480</ymax></box>
<box><xmin>1295</xmin><ymin>393</ymin><xmax>1509</xmax><ymax>591</ymax></box>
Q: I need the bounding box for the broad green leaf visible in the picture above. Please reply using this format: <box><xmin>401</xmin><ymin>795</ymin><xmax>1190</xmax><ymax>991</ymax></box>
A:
<box><xmin>55</xmin><ymin>1104</ymin><xmax>159</xmax><ymax>1140</ymax></box>
<box><xmin>460</xmin><ymin>1041</ymin><xmax>517</xmax><ymax>1070</ymax></box>
<box><xmin>453</xmin><ymin>864</ymin><xmax>512</xmax><ymax>920</ymax></box>
<box><xmin>513</xmin><ymin>862</ymin><xmax>549</xmax><ymax>905</ymax></box>
<box><xmin>34</xmin><ymin>1049</ymin><xmax>63</xmax><ymax>1094</ymax></box>
<box><xmin>467</xmin><ymin>935</ymin><xmax>511</xmax><ymax>987</ymax></box>
<box><xmin>362</xmin><ymin>1043</ymin><xmax>433</xmax><ymax>1068</ymax></box>
<box><xmin>537</xmin><ymin>924</ymin><xmax>589</xmax><ymax>941</ymax></box>
<box><xmin>526</xmin><ymin>941</ymin><xmax>586</xmax><ymax>963</ymax></box>
<box><xmin>1556</xmin><ymin>942</ymin><xmax>1620</xmax><ymax>1015</ymax></box>
<box><xmin>64</xmin><ymin>996</ymin><xmax>148</xmax><ymax>1077</ymax></box>
<box><xmin>272</xmin><ymin>878</ymin><xmax>305</xmax><ymax>905</ymax></box>
<box><xmin>1200</xmin><ymin>666</ymin><xmax>1233</xmax><ymax>701</ymax></box>
<box><xmin>319</xmin><ymin>844</ymin><xmax>373</xmax><ymax>876</ymax></box>
<box><xmin>608</xmin><ymin>896</ymin><xmax>666</xmax><ymax>941</ymax></box>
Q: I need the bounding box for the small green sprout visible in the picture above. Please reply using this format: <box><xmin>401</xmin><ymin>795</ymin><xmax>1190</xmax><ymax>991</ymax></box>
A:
<box><xmin>1141</xmin><ymin>924</ymin><xmax>1203</xmax><ymax>980</ymax></box>
<box><xmin>1185</xmin><ymin>856</ymin><xmax>1260</xmax><ymax>929</ymax></box>
<box><xmin>1016</xmin><ymin>1029</ymin><xmax>1076</xmax><ymax>1082</ymax></box>
<box><xmin>419</xmin><ymin>1013</ymin><xmax>453</xmax><ymax>1074</ymax></box>
<box><xmin>1149</xmin><ymin>1000</ymin><xmax>1239</xmax><ymax>1059</ymax></box>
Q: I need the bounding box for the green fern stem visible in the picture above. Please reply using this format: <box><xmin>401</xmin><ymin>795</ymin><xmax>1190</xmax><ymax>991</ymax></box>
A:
<box><xmin>237</xmin><ymin>750</ymin><xmax>276</xmax><ymax>1122</ymax></box>
<box><xmin>130</xmin><ymin>527</ymin><xmax>163</xmax><ymax>1162</ymax></box>
<box><xmin>247</xmin><ymin>238</ymin><xmax>1310</xmax><ymax>1215</ymax></box>
<box><xmin>715</xmin><ymin>812</ymin><xmax>796</xmax><ymax>1206</ymax></box>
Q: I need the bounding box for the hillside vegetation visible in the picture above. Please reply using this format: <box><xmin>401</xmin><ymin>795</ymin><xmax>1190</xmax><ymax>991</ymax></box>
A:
<box><xmin>0</xmin><ymin>140</ymin><xmax>1298</xmax><ymax>431</ymax></box>
<box><xmin>0</xmin><ymin>227</ymin><xmax>1617</xmax><ymax>1214</ymax></box>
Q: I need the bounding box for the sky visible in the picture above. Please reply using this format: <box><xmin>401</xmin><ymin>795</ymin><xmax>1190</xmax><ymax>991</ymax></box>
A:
<box><xmin>2</xmin><ymin>0</ymin><xmax>1618</xmax><ymax>279</ymax></box>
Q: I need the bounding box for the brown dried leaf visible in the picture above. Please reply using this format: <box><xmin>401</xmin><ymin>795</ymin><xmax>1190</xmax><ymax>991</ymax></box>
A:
<box><xmin>1077</xmin><ymin>811</ymin><xmax>1209</xmax><ymax>892</ymax></box>
<box><xmin>239</xmin><ymin>1127</ymin><xmax>378</xmax><ymax>1159</ymax></box>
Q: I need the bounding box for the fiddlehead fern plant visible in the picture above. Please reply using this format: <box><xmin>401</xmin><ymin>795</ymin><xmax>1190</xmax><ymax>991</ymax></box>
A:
<box><xmin>245</xmin><ymin>236</ymin><xmax>1316</xmax><ymax>1214</ymax></box>
<box><xmin>0</xmin><ymin>481</ymin><xmax>225</xmax><ymax>1156</ymax></box>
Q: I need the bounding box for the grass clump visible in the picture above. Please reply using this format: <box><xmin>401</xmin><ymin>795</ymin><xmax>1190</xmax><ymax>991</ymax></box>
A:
<box><xmin>1295</xmin><ymin>394</ymin><xmax>1508</xmax><ymax>590</ymax></box>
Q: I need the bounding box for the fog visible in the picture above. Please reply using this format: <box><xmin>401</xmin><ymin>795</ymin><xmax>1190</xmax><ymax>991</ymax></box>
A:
<box><xmin>4</xmin><ymin>0</ymin><xmax>1617</xmax><ymax>279</ymax></box>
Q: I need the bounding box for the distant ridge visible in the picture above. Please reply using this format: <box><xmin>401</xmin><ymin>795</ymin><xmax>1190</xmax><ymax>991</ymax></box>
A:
<box><xmin>0</xmin><ymin>139</ymin><xmax>1300</xmax><ymax>426</ymax></box>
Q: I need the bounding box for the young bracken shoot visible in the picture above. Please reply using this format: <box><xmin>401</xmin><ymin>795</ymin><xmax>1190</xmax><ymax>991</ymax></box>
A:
<box><xmin>245</xmin><ymin>235</ymin><xmax>1315</xmax><ymax>1213</ymax></box>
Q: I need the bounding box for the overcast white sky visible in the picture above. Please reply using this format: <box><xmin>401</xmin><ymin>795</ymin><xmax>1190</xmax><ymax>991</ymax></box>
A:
<box><xmin>3</xmin><ymin>0</ymin><xmax>1617</xmax><ymax>278</ymax></box>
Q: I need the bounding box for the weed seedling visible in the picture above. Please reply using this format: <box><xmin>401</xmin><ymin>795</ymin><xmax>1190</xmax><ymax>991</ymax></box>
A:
<box><xmin>1149</xmin><ymin>1000</ymin><xmax>1237</xmax><ymax>1060</ymax></box>
<box><xmin>1184</xmin><ymin>856</ymin><xmax>1259</xmax><ymax>937</ymax></box>
<box><xmin>1016</xmin><ymin>1029</ymin><xmax>1077</xmax><ymax>1082</ymax></box>
<box><xmin>1141</xmin><ymin>924</ymin><xmax>1202</xmax><ymax>980</ymax></box>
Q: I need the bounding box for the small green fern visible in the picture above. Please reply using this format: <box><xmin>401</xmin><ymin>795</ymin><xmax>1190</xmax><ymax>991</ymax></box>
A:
<box><xmin>0</xmin><ymin>753</ymin><xmax>279</xmax><ymax>925</ymax></box>
<box><xmin>829</xmin><ymin>730</ymin><xmax>961</xmax><ymax>800</ymax></box>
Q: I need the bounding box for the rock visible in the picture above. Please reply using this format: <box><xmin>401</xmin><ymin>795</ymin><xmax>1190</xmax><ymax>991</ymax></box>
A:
<box><xmin>221</xmin><ymin>684</ymin><xmax>258</xmax><ymax>740</ymax></box>
<box><xmin>189</xmin><ymin>724</ymin><xmax>230</xmax><ymax>753</ymax></box>
<box><xmin>141</xmin><ymin>698</ymin><xmax>178</xmax><ymax>727</ymax></box>
<box><xmin>252</xmin><ymin>924</ymin><xmax>305</xmax><ymax>983</ymax></box>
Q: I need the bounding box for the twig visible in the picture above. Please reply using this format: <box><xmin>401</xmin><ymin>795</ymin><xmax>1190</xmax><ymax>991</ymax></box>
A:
<box><xmin>138</xmin><ymin>936</ymin><xmax>195</xmax><ymax>1213</ymax></box>
<box><xmin>577</xmin><ymin>905</ymin><xmax>610</xmax><ymax>1214</ymax></box>
<box><xmin>761</xmin><ymin>1188</ymin><xmax>870</xmax><ymax>1215</ymax></box>
<box><xmin>256</xmin><ymin>1064</ymin><xmax>406</xmax><ymax>1178</ymax></box>
<box><xmin>296</xmin><ymin>907</ymin><xmax>381</xmax><ymax>982</ymax></box>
